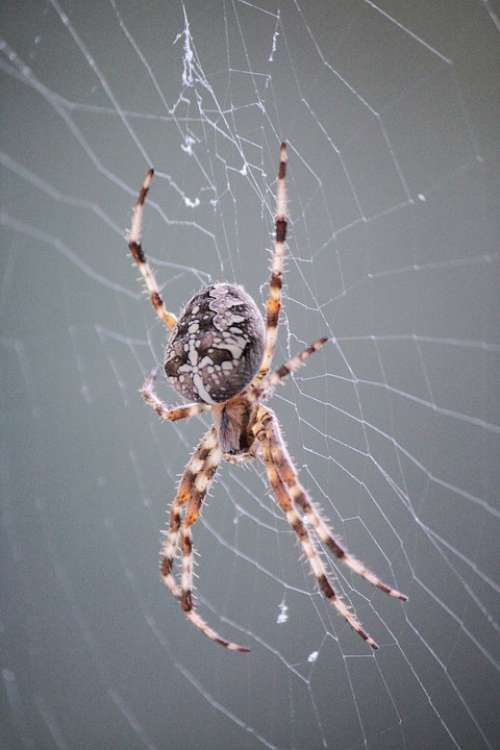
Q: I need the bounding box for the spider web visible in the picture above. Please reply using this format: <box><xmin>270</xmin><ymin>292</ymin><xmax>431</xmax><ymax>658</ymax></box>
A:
<box><xmin>1</xmin><ymin>1</ymin><xmax>499</xmax><ymax>748</ymax></box>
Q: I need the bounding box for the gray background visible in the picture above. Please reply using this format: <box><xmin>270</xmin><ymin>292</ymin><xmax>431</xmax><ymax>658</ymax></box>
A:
<box><xmin>1</xmin><ymin>1</ymin><xmax>499</xmax><ymax>748</ymax></box>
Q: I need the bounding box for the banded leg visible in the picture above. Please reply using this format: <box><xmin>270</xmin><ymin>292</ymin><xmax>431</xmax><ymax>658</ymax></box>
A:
<box><xmin>255</xmin><ymin>408</ymin><xmax>378</xmax><ymax>649</ymax></box>
<box><xmin>265</xmin><ymin>412</ymin><xmax>407</xmax><ymax>602</ymax></box>
<box><xmin>180</xmin><ymin>501</ymin><xmax>250</xmax><ymax>653</ymax></box>
<box><xmin>254</xmin><ymin>142</ymin><xmax>288</xmax><ymax>383</ymax></box>
<box><xmin>264</xmin><ymin>336</ymin><xmax>329</xmax><ymax>393</ymax></box>
<box><xmin>177</xmin><ymin>437</ymin><xmax>250</xmax><ymax>652</ymax></box>
<box><xmin>160</xmin><ymin>427</ymin><xmax>218</xmax><ymax>598</ymax></box>
<box><xmin>128</xmin><ymin>169</ymin><xmax>177</xmax><ymax>330</ymax></box>
<box><xmin>248</xmin><ymin>337</ymin><xmax>330</xmax><ymax>405</ymax></box>
<box><xmin>141</xmin><ymin>368</ymin><xmax>210</xmax><ymax>422</ymax></box>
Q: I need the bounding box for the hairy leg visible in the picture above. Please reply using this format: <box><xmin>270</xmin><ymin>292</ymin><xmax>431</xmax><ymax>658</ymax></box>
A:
<box><xmin>160</xmin><ymin>428</ymin><xmax>218</xmax><ymax>597</ymax></box>
<box><xmin>264</xmin><ymin>412</ymin><xmax>407</xmax><ymax>601</ymax></box>
<box><xmin>254</xmin><ymin>143</ymin><xmax>288</xmax><ymax>383</ymax></box>
<box><xmin>255</xmin><ymin>407</ymin><xmax>378</xmax><ymax>649</ymax></box>
<box><xmin>128</xmin><ymin>169</ymin><xmax>177</xmax><ymax>330</ymax></box>
<box><xmin>141</xmin><ymin>367</ymin><xmax>210</xmax><ymax>422</ymax></box>
<box><xmin>161</xmin><ymin>428</ymin><xmax>249</xmax><ymax>652</ymax></box>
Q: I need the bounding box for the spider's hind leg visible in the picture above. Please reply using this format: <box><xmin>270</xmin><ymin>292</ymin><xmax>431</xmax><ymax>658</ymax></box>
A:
<box><xmin>180</xmin><ymin>493</ymin><xmax>250</xmax><ymax>653</ymax></box>
<box><xmin>255</xmin><ymin>407</ymin><xmax>378</xmax><ymax>650</ymax></box>
<box><xmin>160</xmin><ymin>427</ymin><xmax>218</xmax><ymax>598</ymax></box>
<box><xmin>162</xmin><ymin>427</ymin><xmax>250</xmax><ymax>653</ymax></box>
<box><xmin>266</xmin><ymin>419</ymin><xmax>407</xmax><ymax>602</ymax></box>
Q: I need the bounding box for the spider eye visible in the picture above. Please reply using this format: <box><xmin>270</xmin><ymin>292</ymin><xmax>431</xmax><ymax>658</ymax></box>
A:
<box><xmin>164</xmin><ymin>283</ymin><xmax>265</xmax><ymax>404</ymax></box>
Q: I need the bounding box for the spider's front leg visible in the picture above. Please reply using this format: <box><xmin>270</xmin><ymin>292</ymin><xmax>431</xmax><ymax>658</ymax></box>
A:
<box><xmin>161</xmin><ymin>427</ymin><xmax>250</xmax><ymax>653</ymax></box>
<box><xmin>254</xmin><ymin>142</ymin><xmax>288</xmax><ymax>384</ymax></box>
<box><xmin>128</xmin><ymin>170</ymin><xmax>177</xmax><ymax>330</ymax></box>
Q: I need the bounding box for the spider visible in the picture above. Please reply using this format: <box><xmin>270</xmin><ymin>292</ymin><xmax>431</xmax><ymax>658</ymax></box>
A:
<box><xmin>127</xmin><ymin>143</ymin><xmax>407</xmax><ymax>653</ymax></box>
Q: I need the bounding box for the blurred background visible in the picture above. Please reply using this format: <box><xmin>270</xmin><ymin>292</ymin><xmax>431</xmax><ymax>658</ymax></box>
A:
<box><xmin>1</xmin><ymin>1</ymin><xmax>499</xmax><ymax>748</ymax></box>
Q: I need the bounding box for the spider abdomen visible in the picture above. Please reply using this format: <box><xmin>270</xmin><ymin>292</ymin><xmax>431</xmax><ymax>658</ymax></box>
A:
<box><xmin>164</xmin><ymin>283</ymin><xmax>265</xmax><ymax>404</ymax></box>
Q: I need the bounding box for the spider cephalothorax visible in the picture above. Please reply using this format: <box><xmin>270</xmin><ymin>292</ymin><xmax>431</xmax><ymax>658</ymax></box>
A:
<box><xmin>164</xmin><ymin>283</ymin><xmax>265</xmax><ymax>404</ymax></box>
<box><xmin>127</xmin><ymin>143</ymin><xmax>407</xmax><ymax>653</ymax></box>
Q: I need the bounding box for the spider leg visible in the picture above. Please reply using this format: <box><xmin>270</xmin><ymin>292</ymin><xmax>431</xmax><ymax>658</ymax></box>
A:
<box><xmin>180</xmin><ymin>495</ymin><xmax>250</xmax><ymax>654</ymax></box>
<box><xmin>264</xmin><ymin>413</ymin><xmax>408</xmax><ymax>602</ymax></box>
<box><xmin>141</xmin><ymin>367</ymin><xmax>210</xmax><ymax>422</ymax></box>
<box><xmin>253</xmin><ymin>337</ymin><xmax>330</xmax><ymax>401</ymax></box>
<box><xmin>255</xmin><ymin>407</ymin><xmax>378</xmax><ymax>650</ymax></box>
<box><xmin>268</xmin><ymin>336</ymin><xmax>329</xmax><ymax>388</ymax></box>
<box><xmin>162</xmin><ymin>427</ymin><xmax>250</xmax><ymax>652</ymax></box>
<box><xmin>160</xmin><ymin>428</ymin><xmax>220</xmax><ymax>598</ymax></box>
<box><xmin>128</xmin><ymin>170</ymin><xmax>177</xmax><ymax>331</ymax></box>
<box><xmin>254</xmin><ymin>142</ymin><xmax>288</xmax><ymax>384</ymax></box>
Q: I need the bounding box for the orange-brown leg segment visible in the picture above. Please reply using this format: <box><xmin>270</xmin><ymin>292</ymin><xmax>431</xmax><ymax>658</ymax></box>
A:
<box><xmin>255</xmin><ymin>407</ymin><xmax>378</xmax><ymax>650</ymax></box>
<box><xmin>159</xmin><ymin>429</ymin><xmax>220</xmax><ymax>599</ymax></box>
<box><xmin>264</xmin><ymin>412</ymin><xmax>407</xmax><ymax>602</ymax></box>
<box><xmin>180</xmin><ymin>492</ymin><xmax>250</xmax><ymax>653</ymax></box>
<box><xmin>161</xmin><ymin>427</ymin><xmax>250</xmax><ymax>652</ymax></box>
<box><xmin>248</xmin><ymin>337</ymin><xmax>330</xmax><ymax>405</ymax></box>
<box><xmin>269</xmin><ymin>336</ymin><xmax>329</xmax><ymax>385</ymax></box>
<box><xmin>141</xmin><ymin>367</ymin><xmax>210</xmax><ymax>422</ymax></box>
<box><xmin>254</xmin><ymin>142</ymin><xmax>288</xmax><ymax>384</ymax></box>
<box><xmin>128</xmin><ymin>170</ymin><xmax>177</xmax><ymax>330</ymax></box>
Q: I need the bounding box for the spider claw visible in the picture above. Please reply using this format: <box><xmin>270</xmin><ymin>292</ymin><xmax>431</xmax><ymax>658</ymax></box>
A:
<box><xmin>219</xmin><ymin>639</ymin><xmax>251</xmax><ymax>653</ymax></box>
<box><xmin>186</xmin><ymin>610</ymin><xmax>250</xmax><ymax>653</ymax></box>
<box><xmin>143</xmin><ymin>168</ymin><xmax>154</xmax><ymax>188</ymax></box>
<box><xmin>391</xmin><ymin>590</ymin><xmax>408</xmax><ymax>602</ymax></box>
<box><xmin>143</xmin><ymin>366</ymin><xmax>160</xmax><ymax>391</ymax></box>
